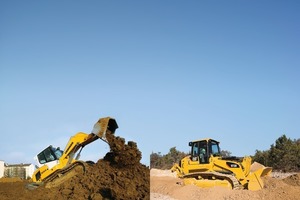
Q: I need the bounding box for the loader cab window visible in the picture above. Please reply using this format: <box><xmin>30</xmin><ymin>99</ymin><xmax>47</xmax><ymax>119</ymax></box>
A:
<box><xmin>190</xmin><ymin>141</ymin><xmax>209</xmax><ymax>163</ymax></box>
<box><xmin>210</xmin><ymin>140</ymin><xmax>220</xmax><ymax>156</ymax></box>
<box><xmin>199</xmin><ymin>141</ymin><xmax>209</xmax><ymax>164</ymax></box>
<box><xmin>190</xmin><ymin>142</ymin><xmax>200</xmax><ymax>162</ymax></box>
<box><xmin>191</xmin><ymin>142</ymin><xmax>199</xmax><ymax>158</ymax></box>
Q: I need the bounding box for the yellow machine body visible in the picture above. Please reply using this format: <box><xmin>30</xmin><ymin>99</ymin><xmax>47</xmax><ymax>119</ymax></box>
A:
<box><xmin>31</xmin><ymin>117</ymin><xmax>118</xmax><ymax>184</ymax></box>
<box><xmin>171</xmin><ymin>138</ymin><xmax>272</xmax><ymax>191</ymax></box>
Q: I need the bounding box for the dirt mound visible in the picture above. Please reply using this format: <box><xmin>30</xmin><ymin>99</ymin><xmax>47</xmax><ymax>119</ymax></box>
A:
<box><xmin>104</xmin><ymin>134</ymin><xmax>142</xmax><ymax>167</ymax></box>
<box><xmin>283</xmin><ymin>173</ymin><xmax>300</xmax><ymax>186</ymax></box>
<box><xmin>51</xmin><ymin>134</ymin><xmax>149</xmax><ymax>200</ymax></box>
<box><xmin>0</xmin><ymin>134</ymin><xmax>150</xmax><ymax>200</ymax></box>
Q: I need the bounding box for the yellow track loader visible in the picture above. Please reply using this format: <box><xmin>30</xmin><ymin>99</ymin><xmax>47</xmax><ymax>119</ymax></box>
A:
<box><xmin>171</xmin><ymin>138</ymin><xmax>272</xmax><ymax>191</ymax></box>
<box><xmin>30</xmin><ymin>117</ymin><xmax>118</xmax><ymax>188</ymax></box>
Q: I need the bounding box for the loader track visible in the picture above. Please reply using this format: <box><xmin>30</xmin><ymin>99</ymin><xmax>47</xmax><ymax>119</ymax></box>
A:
<box><xmin>183</xmin><ymin>171</ymin><xmax>243</xmax><ymax>190</ymax></box>
<box><xmin>43</xmin><ymin>161</ymin><xmax>86</xmax><ymax>188</ymax></box>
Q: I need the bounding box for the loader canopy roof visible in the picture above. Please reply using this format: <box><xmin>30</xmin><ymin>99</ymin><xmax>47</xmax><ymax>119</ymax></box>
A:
<box><xmin>189</xmin><ymin>138</ymin><xmax>220</xmax><ymax>146</ymax></box>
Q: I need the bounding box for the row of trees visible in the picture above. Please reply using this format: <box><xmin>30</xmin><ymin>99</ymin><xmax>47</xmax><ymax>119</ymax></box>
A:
<box><xmin>150</xmin><ymin>147</ymin><xmax>187</xmax><ymax>169</ymax></box>
<box><xmin>150</xmin><ymin>135</ymin><xmax>300</xmax><ymax>172</ymax></box>
<box><xmin>252</xmin><ymin>134</ymin><xmax>300</xmax><ymax>172</ymax></box>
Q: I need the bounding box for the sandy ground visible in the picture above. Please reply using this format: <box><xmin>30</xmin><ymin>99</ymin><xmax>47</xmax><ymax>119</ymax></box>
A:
<box><xmin>150</xmin><ymin>169</ymin><xmax>300</xmax><ymax>200</ymax></box>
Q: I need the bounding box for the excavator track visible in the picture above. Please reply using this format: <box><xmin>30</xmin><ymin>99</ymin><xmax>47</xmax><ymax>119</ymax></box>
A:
<box><xmin>183</xmin><ymin>171</ymin><xmax>243</xmax><ymax>190</ymax></box>
<box><xmin>43</xmin><ymin>161</ymin><xmax>86</xmax><ymax>188</ymax></box>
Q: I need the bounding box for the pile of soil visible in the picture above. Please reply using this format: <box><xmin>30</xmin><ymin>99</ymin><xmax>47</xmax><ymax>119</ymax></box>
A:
<box><xmin>0</xmin><ymin>134</ymin><xmax>150</xmax><ymax>200</ymax></box>
<box><xmin>150</xmin><ymin>169</ymin><xmax>300</xmax><ymax>200</ymax></box>
<box><xmin>282</xmin><ymin>173</ymin><xmax>300</xmax><ymax>186</ymax></box>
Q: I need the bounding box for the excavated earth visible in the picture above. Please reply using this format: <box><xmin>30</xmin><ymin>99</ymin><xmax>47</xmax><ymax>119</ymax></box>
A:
<box><xmin>0</xmin><ymin>134</ymin><xmax>150</xmax><ymax>200</ymax></box>
<box><xmin>150</xmin><ymin>169</ymin><xmax>300</xmax><ymax>200</ymax></box>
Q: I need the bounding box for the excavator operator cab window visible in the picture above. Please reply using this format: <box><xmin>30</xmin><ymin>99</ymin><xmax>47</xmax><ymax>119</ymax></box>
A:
<box><xmin>53</xmin><ymin>147</ymin><xmax>63</xmax><ymax>159</ymax></box>
<box><xmin>37</xmin><ymin>146</ymin><xmax>62</xmax><ymax>164</ymax></box>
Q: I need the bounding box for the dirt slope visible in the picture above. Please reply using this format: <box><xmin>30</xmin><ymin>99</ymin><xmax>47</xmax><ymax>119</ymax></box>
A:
<box><xmin>150</xmin><ymin>169</ymin><xmax>300</xmax><ymax>200</ymax></box>
<box><xmin>0</xmin><ymin>134</ymin><xmax>150</xmax><ymax>200</ymax></box>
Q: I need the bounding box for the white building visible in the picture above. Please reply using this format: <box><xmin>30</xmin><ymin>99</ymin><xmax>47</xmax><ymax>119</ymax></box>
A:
<box><xmin>0</xmin><ymin>162</ymin><xmax>35</xmax><ymax>179</ymax></box>
<box><xmin>0</xmin><ymin>160</ymin><xmax>4</xmax><ymax>178</ymax></box>
<box><xmin>25</xmin><ymin>163</ymin><xmax>35</xmax><ymax>178</ymax></box>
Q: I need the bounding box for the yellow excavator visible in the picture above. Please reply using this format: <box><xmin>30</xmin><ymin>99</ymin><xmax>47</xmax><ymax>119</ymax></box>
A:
<box><xmin>30</xmin><ymin>117</ymin><xmax>118</xmax><ymax>188</ymax></box>
<box><xmin>171</xmin><ymin>138</ymin><xmax>272</xmax><ymax>191</ymax></box>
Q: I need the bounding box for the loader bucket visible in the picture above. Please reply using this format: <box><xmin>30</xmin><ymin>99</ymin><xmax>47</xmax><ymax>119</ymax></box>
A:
<box><xmin>92</xmin><ymin>117</ymin><xmax>118</xmax><ymax>142</ymax></box>
<box><xmin>247</xmin><ymin>166</ymin><xmax>272</xmax><ymax>191</ymax></box>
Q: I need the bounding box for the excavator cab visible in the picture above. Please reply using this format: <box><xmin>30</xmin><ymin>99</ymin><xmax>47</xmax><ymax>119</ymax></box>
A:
<box><xmin>35</xmin><ymin>146</ymin><xmax>63</xmax><ymax>167</ymax></box>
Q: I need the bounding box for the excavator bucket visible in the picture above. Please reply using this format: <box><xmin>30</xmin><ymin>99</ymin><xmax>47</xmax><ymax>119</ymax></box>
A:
<box><xmin>92</xmin><ymin>117</ymin><xmax>118</xmax><ymax>142</ymax></box>
<box><xmin>247</xmin><ymin>162</ymin><xmax>272</xmax><ymax>191</ymax></box>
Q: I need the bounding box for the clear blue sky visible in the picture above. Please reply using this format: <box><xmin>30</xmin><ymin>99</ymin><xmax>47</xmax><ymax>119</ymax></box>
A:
<box><xmin>1</xmin><ymin>1</ymin><xmax>299</xmax><ymax>166</ymax></box>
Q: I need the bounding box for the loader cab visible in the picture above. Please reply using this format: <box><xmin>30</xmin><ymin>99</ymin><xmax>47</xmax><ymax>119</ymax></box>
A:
<box><xmin>189</xmin><ymin>139</ymin><xmax>221</xmax><ymax>164</ymax></box>
<box><xmin>34</xmin><ymin>145</ymin><xmax>63</xmax><ymax>169</ymax></box>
